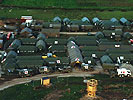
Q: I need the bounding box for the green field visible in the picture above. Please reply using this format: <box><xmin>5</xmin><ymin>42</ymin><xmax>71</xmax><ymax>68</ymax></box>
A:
<box><xmin>1</xmin><ymin>0</ymin><xmax>133</xmax><ymax>10</ymax></box>
<box><xmin>0</xmin><ymin>75</ymin><xmax>132</xmax><ymax>100</ymax></box>
<box><xmin>0</xmin><ymin>8</ymin><xmax>133</xmax><ymax>21</ymax></box>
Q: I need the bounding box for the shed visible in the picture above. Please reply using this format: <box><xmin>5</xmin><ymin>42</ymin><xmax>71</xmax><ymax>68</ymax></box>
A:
<box><xmin>100</xmin><ymin>55</ymin><xmax>113</xmax><ymax>64</ymax></box>
<box><xmin>95</xmin><ymin>32</ymin><xmax>104</xmax><ymax>39</ymax></box>
<box><xmin>123</xmin><ymin>32</ymin><xmax>132</xmax><ymax>39</ymax></box>
<box><xmin>41</xmin><ymin>29</ymin><xmax>60</xmax><ymax>37</ymax></box>
<box><xmin>53</xmin><ymin>16</ymin><xmax>61</xmax><ymax>23</ymax></box>
<box><xmin>21</xmin><ymin>38</ymin><xmax>37</xmax><ymax>45</ymax></box>
<box><xmin>36</xmin><ymin>40</ymin><xmax>46</xmax><ymax>51</ymax></box>
<box><xmin>20</xmin><ymin>27</ymin><xmax>32</xmax><ymax>37</ymax></box>
<box><xmin>17</xmin><ymin>46</ymin><xmax>37</xmax><ymax>54</ymax></box>
<box><xmin>7</xmin><ymin>51</ymin><xmax>17</xmax><ymax>58</ymax></box>
<box><xmin>37</xmin><ymin>33</ymin><xmax>46</xmax><ymax>40</ymax></box>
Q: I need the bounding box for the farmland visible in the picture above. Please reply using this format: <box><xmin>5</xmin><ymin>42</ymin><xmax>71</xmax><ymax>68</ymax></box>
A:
<box><xmin>1</xmin><ymin>0</ymin><xmax>133</xmax><ymax>10</ymax></box>
<box><xmin>0</xmin><ymin>75</ymin><xmax>133</xmax><ymax>100</ymax></box>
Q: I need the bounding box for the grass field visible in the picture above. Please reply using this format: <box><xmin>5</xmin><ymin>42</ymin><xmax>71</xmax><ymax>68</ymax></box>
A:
<box><xmin>0</xmin><ymin>8</ymin><xmax>133</xmax><ymax>21</ymax></box>
<box><xmin>1</xmin><ymin>0</ymin><xmax>133</xmax><ymax>10</ymax></box>
<box><xmin>0</xmin><ymin>75</ymin><xmax>132</xmax><ymax>100</ymax></box>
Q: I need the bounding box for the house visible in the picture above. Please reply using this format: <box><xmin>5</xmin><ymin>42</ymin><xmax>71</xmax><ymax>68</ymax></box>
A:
<box><xmin>41</xmin><ymin>28</ymin><xmax>60</xmax><ymax>37</ymax></box>
<box><xmin>20</xmin><ymin>27</ymin><xmax>32</xmax><ymax>37</ymax></box>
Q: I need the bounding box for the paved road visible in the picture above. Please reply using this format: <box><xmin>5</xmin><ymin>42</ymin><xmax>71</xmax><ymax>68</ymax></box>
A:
<box><xmin>0</xmin><ymin>71</ymin><xmax>100</xmax><ymax>91</ymax></box>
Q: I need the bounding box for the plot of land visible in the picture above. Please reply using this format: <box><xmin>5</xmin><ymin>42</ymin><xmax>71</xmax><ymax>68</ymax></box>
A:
<box><xmin>0</xmin><ymin>75</ymin><xmax>133</xmax><ymax>100</ymax></box>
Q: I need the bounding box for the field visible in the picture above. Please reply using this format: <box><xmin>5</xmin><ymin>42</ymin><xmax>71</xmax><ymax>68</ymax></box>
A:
<box><xmin>0</xmin><ymin>74</ymin><xmax>133</xmax><ymax>100</ymax></box>
<box><xmin>0</xmin><ymin>8</ymin><xmax>133</xmax><ymax>21</ymax></box>
<box><xmin>1</xmin><ymin>0</ymin><xmax>133</xmax><ymax>10</ymax></box>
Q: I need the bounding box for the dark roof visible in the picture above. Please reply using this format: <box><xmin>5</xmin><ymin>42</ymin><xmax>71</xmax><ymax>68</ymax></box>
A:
<box><xmin>9</xmin><ymin>39</ymin><xmax>21</xmax><ymax>49</ymax></box>
<box><xmin>100</xmin><ymin>55</ymin><xmax>113</xmax><ymax>64</ymax></box>
<box><xmin>67</xmin><ymin>41</ymin><xmax>83</xmax><ymax>64</ymax></box>
<box><xmin>123</xmin><ymin>32</ymin><xmax>132</xmax><ymax>39</ymax></box>
<box><xmin>37</xmin><ymin>33</ymin><xmax>46</xmax><ymax>40</ymax></box>
<box><xmin>36</xmin><ymin>40</ymin><xmax>46</xmax><ymax>51</ymax></box>
<box><xmin>80</xmin><ymin>46</ymin><xmax>99</xmax><ymax>51</ymax></box>
<box><xmin>7</xmin><ymin>51</ymin><xmax>17</xmax><ymax>58</ymax></box>
<box><xmin>53</xmin><ymin>16</ymin><xmax>61</xmax><ymax>23</ymax></box>
<box><xmin>21</xmin><ymin>38</ymin><xmax>37</xmax><ymax>45</ymax></box>
<box><xmin>82</xmin><ymin>51</ymin><xmax>105</xmax><ymax>58</ymax></box>
<box><xmin>103</xmin><ymin>29</ymin><xmax>123</xmax><ymax>37</ymax></box>
<box><xmin>46</xmin><ymin>38</ymin><xmax>67</xmax><ymax>45</ymax></box>
<box><xmin>49</xmin><ymin>45</ymin><xmax>66</xmax><ymax>52</ymax></box>
<box><xmin>20</xmin><ymin>27</ymin><xmax>32</xmax><ymax>34</ymax></box>
<box><xmin>16</xmin><ymin>56</ymin><xmax>42</xmax><ymax>60</ymax></box>
<box><xmin>95</xmin><ymin>32</ymin><xmax>104</xmax><ymax>39</ymax></box>
<box><xmin>76</xmin><ymin>40</ymin><xmax>97</xmax><ymax>46</ymax></box>
<box><xmin>17</xmin><ymin>46</ymin><xmax>37</xmax><ymax>53</ymax></box>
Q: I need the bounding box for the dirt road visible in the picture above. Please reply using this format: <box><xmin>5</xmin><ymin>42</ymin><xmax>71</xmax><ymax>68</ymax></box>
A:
<box><xmin>0</xmin><ymin>71</ymin><xmax>101</xmax><ymax>91</ymax></box>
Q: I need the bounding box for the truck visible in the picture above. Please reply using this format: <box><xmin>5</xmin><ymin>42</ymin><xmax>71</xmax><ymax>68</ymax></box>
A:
<box><xmin>117</xmin><ymin>68</ymin><xmax>131</xmax><ymax>77</ymax></box>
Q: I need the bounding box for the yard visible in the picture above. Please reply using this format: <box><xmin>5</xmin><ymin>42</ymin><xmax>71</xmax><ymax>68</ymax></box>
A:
<box><xmin>1</xmin><ymin>0</ymin><xmax>133</xmax><ymax>10</ymax></box>
<box><xmin>0</xmin><ymin>74</ymin><xmax>133</xmax><ymax>100</ymax></box>
<box><xmin>0</xmin><ymin>8</ymin><xmax>133</xmax><ymax>21</ymax></box>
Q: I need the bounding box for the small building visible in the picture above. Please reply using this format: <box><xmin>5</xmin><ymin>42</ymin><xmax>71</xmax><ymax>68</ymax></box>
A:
<box><xmin>63</xmin><ymin>18</ymin><xmax>70</xmax><ymax>25</ymax></box>
<box><xmin>20</xmin><ymin>27</ymin><xmax>32</xmax><ymax>37</ymax></box>
<box><xmin>21</xmin><ymin>38</ymin><xmax>37</xmax><ymax>45</ymax></box>
<box><xmin>8</xmin><ymin>39</ymin><xmax>21</xmax><ymax>50</ymax></box>
<box><xmin>123</xmin><ymin>32</ymin><xmax>132</xmax><ymax>39</ymax></box>
<box><xmin>6</xmin><ymin>51</ymin><xmax>17</xmax><ymax>58</ymax></box>
<box><xmin>41</xmin><ymin>77</ymin><xmax>50</xmax><ymax>86</ymax></box>
<box><xmin>100</xmin><ymin>55</ymin><xmax>113</xmax><ymax>64</ymax></box>
<box><xmin>95</xmin><ymin>32</ymin><xmax>104</xmax><ymax>40</ymax></box>
<box><xmin>41</xmin><ymin>28</ymin><xmax>60</xmax><ymax>37</ymax></box>
<box><xmin>53</xmin><ymin>16</ymin><xmax>61</xmax><ymax>23</ymax></box>
<box><xmin>37</xmin><ymin>33</ymin><xmax>46</xmax><ymax>40</ymax></box>
<box><xmin>36</xmin><ymin>40</ymin><xmax>46</xmax><ymax>51</ymax></box>
<box><xmin>45</xmin><ymin>38</ymin><xmax>67</xmax><ymax>45</ymax></box>
<box><xmin>67</xmin><ymin>41</ymin><xmax>83</xmax><ymax>68</ymax></box>
<box><xmin>17</xmin><ymin>46</ymin><xmax>37</xmax><ymax>54</ymax></box>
